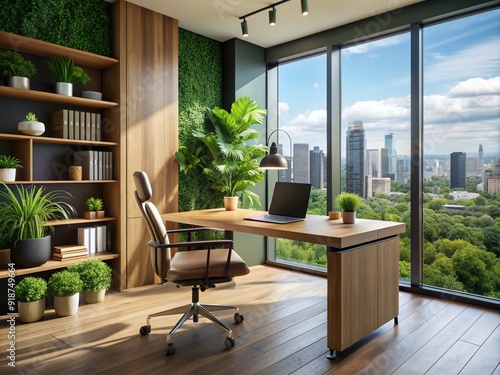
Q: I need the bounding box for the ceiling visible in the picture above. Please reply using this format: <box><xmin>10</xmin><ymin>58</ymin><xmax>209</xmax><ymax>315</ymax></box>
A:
<box><xmin>126</xmin><ymin>0</ymin><xmax>424</xmax><ymax>48</ymax></box>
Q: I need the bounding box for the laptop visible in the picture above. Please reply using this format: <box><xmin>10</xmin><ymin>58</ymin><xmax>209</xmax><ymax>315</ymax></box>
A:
<box><xmin>245</xmin><ymin>182</ymin><xmax>312</xmax><ymax>224</ymax></box>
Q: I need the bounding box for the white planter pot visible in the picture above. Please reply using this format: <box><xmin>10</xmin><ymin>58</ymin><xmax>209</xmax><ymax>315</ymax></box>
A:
<box><xmin>342</xmin><ymin>211</ymin><xmax>356</xmax><ymax>224</ymax></box>
<box><xmin>82</xmin><ymin>289</ymin><xmax>106</xmax><ymax>304</ymax></box>
<box><xmin>18</xmin><ymin>298</ymin><xmax>45</xmax><ymax>323</ymax></box>
<box><xmin>0</xmin><ymin>168</ymin><xmax>16</xmax><ymax>182</ymax></box>
<box><xmin>18</xmin><ymin>120</ymin><xmax>45</xmax><ymax>136</ymax></box>
<box><xmin>56</xmin><ymin>82</ymin><xmax>73</xmax><ymax>96</ymax></box>
<box><xmin>224</xmin><ymin>196</ymin><xmax>238</xmax><ymax>211</ymax></box>
<box><xmin>7</xmin><ymin>76</ymin><xmax>30</xmax><ymax>90</ymax></box>
<box><xmin>53</xmin><ymin>293</ymin><xmax>80</xmax><ymax>316</ymax></box>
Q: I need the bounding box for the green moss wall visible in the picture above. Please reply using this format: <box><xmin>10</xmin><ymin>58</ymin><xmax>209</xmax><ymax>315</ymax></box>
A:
<box><xmin>178</xmin><ymin>28</ymin><xmax>224</xmax><ymax>212</ymax></box>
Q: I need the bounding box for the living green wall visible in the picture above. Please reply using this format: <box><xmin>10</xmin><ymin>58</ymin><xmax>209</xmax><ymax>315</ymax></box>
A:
<box><xmin>0</xmin><ymin>0</ymin><xmax>111</xmax><ymax>56</ymax></box>
<box><xmin>178</xmin><ymin>28</ymin><xmax>224</xmax><ymax>212</ymax></box>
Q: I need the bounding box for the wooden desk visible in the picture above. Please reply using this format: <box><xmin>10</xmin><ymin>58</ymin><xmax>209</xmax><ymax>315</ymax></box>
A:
<box><xmin>163</xmin><ymin>208</ymin><xmax>406</xmax><ymax>359</ymax></box>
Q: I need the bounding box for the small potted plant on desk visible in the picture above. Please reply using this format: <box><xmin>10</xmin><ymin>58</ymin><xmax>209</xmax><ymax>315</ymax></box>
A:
<box><xmin>14</xmin><ymin>276</ymin><xmax>47</xmax><ymax>323</ymax></box>
<box><xmin>0</xmin><ymin>183</ymin><xmax>75</xmax><ymax>268</ymax></box>
<box><xmin>0</xmin><ymin>50</ymin><xmax>37</xmax><ymax>90</ymax></box>
<box><xmin>47</xmin><ymin>270</ymin><xmax>83</xmax><ymax>317</ymax></box>
<box><xmin>335</xmin><ymin>192</ymin><xmax>362</xmax><ymax>224</ymax></box>
<box><xmin>68</xmin><ymin>258</ymin><xmax>112</xmax><ymax>304</ymax></box>
<box><xmin>0</xmin><ymin>154</ymin><xmax>22</xmax><ymax>182</ymax></box>
<box><xmin>84</xmin><ymin>197</ymin><xmax>104</xmax><ymax>219</ymax></box>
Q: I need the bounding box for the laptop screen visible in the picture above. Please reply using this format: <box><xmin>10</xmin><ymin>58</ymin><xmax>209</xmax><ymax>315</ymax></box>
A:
<box><xmin>268</xmin><ymin>182</ymin><xmax>312</xmax><ymax>218</ymax></box>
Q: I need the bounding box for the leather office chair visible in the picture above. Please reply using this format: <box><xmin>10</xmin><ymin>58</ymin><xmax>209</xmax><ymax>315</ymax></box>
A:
<box><xmin>133</xmin><ymin>171</ymin><xmax>250</xmax><ymax>356</ymax></box>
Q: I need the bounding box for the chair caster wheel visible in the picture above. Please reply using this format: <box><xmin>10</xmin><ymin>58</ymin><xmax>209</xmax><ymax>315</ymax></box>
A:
<box><xmin>139</xmin><ymin>325</ymin><xmax>151</xmax><ymax>336</ymax></box>
<box><xmin>225</xmin><ymin>337</ymin><xmax>235</xmax><ymax>349</ymax></box>
<box><xmin>165</xmin><ymin>342</ymin><xmax>176</xmax><ymax>356</ymax></box>
<box><xmin>234</xmin><ymin>313</ymin><xmax>244</xmax><ymax>324</ymax></box>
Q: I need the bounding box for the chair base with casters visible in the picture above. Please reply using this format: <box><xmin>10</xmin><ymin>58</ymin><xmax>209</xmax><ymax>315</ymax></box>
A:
<box><xmin>133</xmin><ymin>170</ymin><xmax>250</xmax><ymax>356</ymax></box>
<box><xmin>139</xmin><ymin>285</ymin><xmax>244</xmax><ymax>356</ymax></box>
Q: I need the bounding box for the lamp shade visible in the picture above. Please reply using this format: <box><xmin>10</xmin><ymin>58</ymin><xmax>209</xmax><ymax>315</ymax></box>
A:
<box><xmin>241</xmin><ymin>19</ymin><xmax>248</xmax><ymax>37</ymax></box>
<box><xmin>259</xmin><ymin>142</ymin><xmax>288</xmax><ymax>170</ymax></box>
<box><xmin>269</xmin><ymin>8</ymin><xmax>276</xmax><ymax>26</ymax></box>
<box><xmin>301</xmin><ymin>0</ymin><xmax>309</xmax><ymax>15</ymax></box>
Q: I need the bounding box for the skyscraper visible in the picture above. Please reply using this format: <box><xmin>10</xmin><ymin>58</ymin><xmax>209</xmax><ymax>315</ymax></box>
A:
<box><xmin>346</xmin><ymin>121</ymin><xmax>366</xmax><ymax>197</ymax></box>
<box><xmin>384</xmin><ymin>133</ymin><xmax>397</xmax><ymax>180</ymax></box>
<box><xmin>478</xmin><ymin>144</ymin><xmax>484</xmax><ymax>182</ymax></box>
<box><xmin>450</xmin><ymin>152</ymin><xmax>466</xmax><ymax>189</ymax></box>
<box><xmin>293</xmin><ymin>143</ymin><xmax>309</xmax><ymax>183</ymax></box>
<box><xmin>310</xmin><ymin>146</ymin><xmax>324</xmax><ymax>189</ymax></box>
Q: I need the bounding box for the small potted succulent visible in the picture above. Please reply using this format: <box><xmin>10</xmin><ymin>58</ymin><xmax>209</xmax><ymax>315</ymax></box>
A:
<box><xmin>68</xmin><ymin>258</ymin><xmax>112</xmax><ymax>303</ymax></box>
<box><xmin>0</xmin><ymin>154</ymin><xmax>22</xmax><ymax>182</ymax></box>
<box><xmin>0</xmin><ymin>50</ymin><xmax>37</xmax><ymax>90</ymax></box>
<box><xmin>18</xmin><ymin>111</ymin><xmax>45</xmax><ymax>136</ymax></box>
<box><xmin>48</xmin><ymin>56</ymin><xmax>91</xmax><ymax>96</ymax></box>
<box><xmin>84</xmin><ymin>197</ymin><xmax>104</xmax><ymax>219</ymax></box>
<box><xmin>335</xmin><ymin>192</ymin><xmax>362</xmax><ymax>224</ymax></box>
<box><xmin>47</xmin><ymin>270</ymin><xmax>83</xmax><ymax>316</ymax></box>
<box><xmin>15</xmin><ymin>276</ymin><xmax>47</xmax><ymax>323</ymax></box>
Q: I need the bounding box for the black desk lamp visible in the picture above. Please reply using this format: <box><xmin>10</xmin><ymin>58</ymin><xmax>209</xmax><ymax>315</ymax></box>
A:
<box><xmin>259</xmin><ymin>129</ymin><xmax>292</xmax><ymax>170</ymax></box>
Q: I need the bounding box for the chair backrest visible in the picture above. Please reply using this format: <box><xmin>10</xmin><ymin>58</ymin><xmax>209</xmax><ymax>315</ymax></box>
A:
<box><xmin>133</xmin><ymin>171</ymin><xmax>171</xmax><ymax>282</ymax></box>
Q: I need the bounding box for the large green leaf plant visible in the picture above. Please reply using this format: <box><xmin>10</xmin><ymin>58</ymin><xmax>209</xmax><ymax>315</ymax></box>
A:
<box><xmin>176</xmin><ymin>97</ymin><xmax>268</xmax><ymax>208</ymax></box>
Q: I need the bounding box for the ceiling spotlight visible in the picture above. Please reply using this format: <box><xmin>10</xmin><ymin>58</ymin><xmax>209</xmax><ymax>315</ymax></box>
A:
<box><xmin>241</xmin><ymin>18</ymin><xmax>248</xmax><ymax>37</ymax></box>
<box><xmin>301</xmin><ymin>0</ymin><xmax>309</xmax><ymax>16</ymax></box>
<box><xmin>269</xmin><ymin>7</ymin><xmax>276</xmax><ymax>26</ymax></box>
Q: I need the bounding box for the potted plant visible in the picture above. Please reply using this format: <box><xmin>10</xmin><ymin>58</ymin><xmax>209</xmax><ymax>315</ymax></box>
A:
<box><xmin>14</xmin><ymin>276</ymin><xmax>47</xmax><ymax>323</ymax></box>
<box><xmin>175</xmin><ymin>96</ymin><xmax>267</xmax><ymax>210</ymax></box>
<box><xmin>47</xmin><ymin>270</ymin><xmax>83</xmax><ymax>316</ymax></box>
<box><xmin>0</xmin><ymin>154</ymin><xmax>22</xmax><ymax>182</ymax></box>
<box><xmin>17</xmin><ymin>111</ymin><xmax>45</xmax><ymax>136</ymax></box>
<box><xmin>48</xmin><ymin>56</ymin><xmax>91</xmax><ymax>96</ymax></box>
<box><xmin>68</xmin><ymin>258</ymin><xmax>112</xmax><ymax>304</ymax></box>
<box><xmin>335</xmin><ymin>192</ymin><xmax>362</xmax><ymax>224</ymax></box>
<box><xmin>0</xmin><ymin>183</ymin><xmax>75</xmax><ymax>268</ymax></box>
<box><xmin>84</xmin><ymin>197</ymin><xmax>104</xmax><ymax>219</ymax></box>
<box><xmin>0</xmin><ymin>50</ymin><xmax>37</xmax><ymax>90</ymax></box>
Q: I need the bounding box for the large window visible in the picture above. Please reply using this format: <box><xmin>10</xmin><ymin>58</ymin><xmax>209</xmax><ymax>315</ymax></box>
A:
<box><xmin>422</xmin><ymin>10</ymin><xmax>500</xmax><ymax>299</ymax></box>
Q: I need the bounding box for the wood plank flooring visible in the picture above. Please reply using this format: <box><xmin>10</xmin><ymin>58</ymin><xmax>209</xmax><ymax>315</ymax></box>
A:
<box><xmin>1</xmin><ymin>265</ymin><xmax>499</xmax><ymax>374</ymax></box>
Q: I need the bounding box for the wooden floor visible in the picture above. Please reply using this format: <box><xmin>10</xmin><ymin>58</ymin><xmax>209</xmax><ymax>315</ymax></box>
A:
<box><xmin>1</xmin><ymin>265</ymin><xmax>499</xmax><ymax>375</ymax></box>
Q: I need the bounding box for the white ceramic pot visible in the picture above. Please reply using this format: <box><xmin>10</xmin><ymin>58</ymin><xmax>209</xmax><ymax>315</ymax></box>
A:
<box><xmin>0</xmin><ymin>168</ymin><xmax>16</xmax><ymax>182</ymax></box>
<box><xmin>224</xmin><ymin>196</ymin><xmax>238</xmax><ymax>211</ymax></box>
<box><xmin>18</xmin><ymin>121</ymin><xmax>45</xmax><ymax>136</ymax></box>
<box><xmin>342</xmin><ymin>211</ymin><xmax>356</xmax><ymax>224</ymax></box>
<box><xmin>18</xmin><ymin>298</ymin><xmax>45</xmax><ymax>323</ymax></box>
<box><xmin>56</xmin><ymin>82</ymin><xmax>73</xmax><ymax>96</ymax></box>
<box><xmin>82</xmin><ymin>289</ymin><xmax>106</xmax><ymax>304</ymax></box>
<box><xmin>7</xmin><ymin>76</ymin><xmax>30</xmax><ymax>90</ymax></box>
<box><xmin>53</xmin><ymin>293</ymin><xmax>80</xmax><ymax>316</ymax></box>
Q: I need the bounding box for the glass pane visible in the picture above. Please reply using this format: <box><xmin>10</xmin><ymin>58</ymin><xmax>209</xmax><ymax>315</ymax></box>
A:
<box><xmin>423</xmin><ymin>10</ymin><xmax>500</xmax><ymax>299</ymax></box>
<box><xmin>341</xmin><ymin>33</ymin><xmax>412</xmax><ymax>281</ymax></box>
<box><xmin>274</xmin><ymin>54</ymin><xmax>327</xmax><ymax>268</ymax></box>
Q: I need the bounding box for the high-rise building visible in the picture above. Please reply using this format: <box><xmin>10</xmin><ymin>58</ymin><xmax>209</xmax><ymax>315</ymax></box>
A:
<box><xmin>346</xmin><ymin>121</ymin><xmax>366</xmax><ymax>197</ymax></box>
<box><xmin>478</xmin><ymin>144</ymin><xmax>484</xmax><ymax>182</ymax></box>
<box><xmin>310</xmin><ymin>146</ymin><xmax>324</xmax><ymax>189</ymax></box>
<box><xmin>384</xmin><ymin>133</ymin><xmax>397</xmax><ymax>179</ymax></box>
<box><xmin>450</xmin><ymin>152</ymin><xmax>467</xmax><ymax>189</ymax></box>
<box><xmin>366</xmin><ymin>149</ymin><xmax>380</xmax><ymax>178</ymax></box>
<box><xmin>293</xmin><ymin>143</ymin><xmax>309</xmax><ymax>183</ymax></box>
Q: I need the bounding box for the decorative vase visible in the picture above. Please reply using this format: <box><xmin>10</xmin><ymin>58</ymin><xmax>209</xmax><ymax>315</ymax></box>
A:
<box><xmin>82</xmin><ymin>289</ymin><xmax>106</xmax><ymax>304</ymax></box>
<box><xmin>224</xmin><ymin>196</ymin><xmax>238</xmax><ymax>211</ymax></box>
<box><xmin>18</xmin><ymin>298</ymin><xmax>45</xmax><ymax>323</ymax></box>
<box><xmin>53</xmin><ymin>293</ymin><xmax>80</xmax><ymax>316</ymax></box>
<box><xmin>18</xmin><ymin>120</ymin><xmax>45</xmax><ymax>136</ymax></box>
<box><xmin>56</xmin><ymin>82</ymin><xmax>73</xmax><ymax>96</ymax></box>
<box><xmin>11</xmin><ymin>235</ymin><xmax>52</xmax><ymax>268</ymax></box>
<box><xmin>81</xmin><ymin>91</ymin><xmax>102</xmax><ymax>100</ymax></box>
<box><xmin>7</xmin><ymin>76</ymin><xmax>30</xmax><ymax>90</ymax></box>
<box><xmin>0</xmin><ymin>168</ymin><xmax>16</xmax><ymax>182</ymax></box>
<box><xmin>342</xmin><ymin>211</ymin><xmax>356</xmax><ymax>224</ymax></box>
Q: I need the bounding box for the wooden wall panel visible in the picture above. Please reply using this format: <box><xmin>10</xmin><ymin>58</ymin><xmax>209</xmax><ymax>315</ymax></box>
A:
<box><xmin>124</xmin><ymin>2</ymin><xmax>179</xmax><ymax>288</ymax></box>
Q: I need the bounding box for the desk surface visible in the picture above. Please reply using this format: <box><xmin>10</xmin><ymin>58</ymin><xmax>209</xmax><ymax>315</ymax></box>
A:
<box><xmin>163</xmin><ymin>208</ymin><xmax>405</xmax><ymax>249</ymax></box>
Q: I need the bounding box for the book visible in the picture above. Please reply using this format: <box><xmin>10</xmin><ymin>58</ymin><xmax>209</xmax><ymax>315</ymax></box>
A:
<box><xmin>96</xmin><ymin>113</ymin><xmax>102</xmax><ymax>141</ymax></box>
<box><xmin>68</xmin><ymin>110</ymin><xmax>74</xmax><ymax>139</ymax></box>
<box><xmin>91</xmin><ymin>113</ymin><xmax>97</xmax><ymax>141</ymax></box>
<box><xmin>51</xmin><ymin>109</ymin><xmax>69</xmax><ymax>139</ymax></box>
<box><xmin>96</xmin><ymin>225</ymin><xmax>107</xmax><ymax>252</ymax></box>
<box><xmin>53</xmin><ymin>244</ymin><xmax>87</xmax><ymax>253</ymax></box>
<box><xmin>74</xmin><ymin>110</ymin><xmax>80</xmax><ymax>140</ymax></box>
<box><xmin>80</xmin><ymin>111</ymin><xmax>86</xmax><ymax>140</ymax></box>
<box><xmin>85</xmin><ymin>112</ymin><xmax>91</xmax><ymax>140</ymax></box>
<box><xmin>53</xmin><ymin>254</ymin><xmax>89</xmax><ymax>261</ymax></box>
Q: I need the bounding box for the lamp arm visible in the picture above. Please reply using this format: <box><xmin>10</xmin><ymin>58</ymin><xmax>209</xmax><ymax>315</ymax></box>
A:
<box><xmin>267</xmin><ymin>128</ymin><xmax>292</xmax><ymax>154</ymax></box>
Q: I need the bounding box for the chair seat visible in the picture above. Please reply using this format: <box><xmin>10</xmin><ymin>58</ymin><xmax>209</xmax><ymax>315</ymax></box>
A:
<box><xmin>167</xmin><ymin>249</ymin><xmax>250</xmax><ymax>282</ymax></box>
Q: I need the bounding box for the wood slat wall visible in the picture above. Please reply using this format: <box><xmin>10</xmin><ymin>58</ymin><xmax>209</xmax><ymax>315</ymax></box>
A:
<box><xmin>2</xmin><ymin>265</ymin><xmax>498</xmax><ymax>374</ymax></box>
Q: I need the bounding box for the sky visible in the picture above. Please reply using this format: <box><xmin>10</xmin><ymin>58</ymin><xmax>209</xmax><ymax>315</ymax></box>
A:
<box><xmin>277</xmin><ymin>8</ymin><xmax>500</xmax><ymax>159</ymax></box>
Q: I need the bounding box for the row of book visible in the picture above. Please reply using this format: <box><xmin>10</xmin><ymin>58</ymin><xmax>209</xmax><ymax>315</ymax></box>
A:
<box><xmin>74</xmin><ymin>150</ymin><xmax>113</xmax><ymax>180</ymax></box>
<box><xmin>53</xmin><ymin>244</ymin><xmax>89</xmax><ymax>261</ymax></box>
<box><xmin>78</xmin><ymin>225</ymin><xmax>108</xmax><ymax>255</ymax></box>
<box><xmin>51</xmin><ymin>109</ymin><xmax>103</xmax><ymax>141</ymax></box>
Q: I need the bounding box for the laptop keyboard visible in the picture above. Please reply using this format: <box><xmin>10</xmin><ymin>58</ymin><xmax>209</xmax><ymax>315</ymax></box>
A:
<box><xmin>264</xmin><ymin>214</ymin><xmax>301</xmax><ymax>223</ymax></box>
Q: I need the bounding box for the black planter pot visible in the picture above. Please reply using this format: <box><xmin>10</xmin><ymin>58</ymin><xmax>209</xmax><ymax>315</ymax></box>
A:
<box><xmin>11</xmin><ymin>235</ymin><xmax>52</xmax><ymax>268</ymax></box>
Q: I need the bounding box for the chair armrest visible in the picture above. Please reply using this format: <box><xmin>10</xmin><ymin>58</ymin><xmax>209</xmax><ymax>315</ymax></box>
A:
<box><xmin>166</xmin><ymin>227</ymin><xmax>225</xmax><ymax>235</ymax></box>
<box><xmin>148</xmin><ymin>239</ymin><xmax>233</xmax><ymax>249</ymax></box>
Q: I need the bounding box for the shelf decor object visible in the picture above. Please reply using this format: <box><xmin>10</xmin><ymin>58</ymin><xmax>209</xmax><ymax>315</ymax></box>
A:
<box><xmin>0</xmin><ymin>154</ymin><xmax>22</xmax><ymax>182</ymax></box>
<box><xmin>18</xmin><ymin>111</ymin><xmax>45</xmax><ymax>136</ymax></box>
<box><xmin>0</xmin><ymin>50</ymin><xmax>37</xmax><ymax>90</ymax></box>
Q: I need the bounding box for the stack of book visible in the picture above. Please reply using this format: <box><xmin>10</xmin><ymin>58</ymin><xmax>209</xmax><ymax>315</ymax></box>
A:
<box><xmin>78</xmin><ymin>225</ymin><xmax>107</xmax><ymax>254</ymax></box>
<box><xmin>53</xmin><ymin>244</ymin><xmax>89</xmax><ymax>261</ymax></box>
<box><xmin>51</xmin><ymin>109</ymin><xmax>102</xmax><ymax>141</ymax></box>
